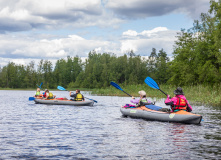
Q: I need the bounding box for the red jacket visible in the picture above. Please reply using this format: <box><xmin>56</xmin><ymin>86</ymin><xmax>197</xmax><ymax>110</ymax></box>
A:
<box><xmin>165</xmin><ymin>95</ymin><xmax>192</xmax><ymax>112</ymax></box>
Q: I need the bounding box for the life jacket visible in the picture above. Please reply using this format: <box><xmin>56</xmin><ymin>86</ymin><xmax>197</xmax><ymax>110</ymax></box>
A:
<box><xmin>36</xmin><ymin>91</ymin><xmax>40</xmax><ymax>96</ymax></box>
<box><xmin>75</xmin><ymin>93</ymin><xmax>83</xmax><ymax>101</ymax></box>
<box><xmin>138</xmin><ymin>98</ymin><xmax>149</xmax><ymax>107</ymax></box>
<box><xmin>48</xmin><ymin>92</ymin><xmax>54</xmax><ymax>99</ymax></box>
<box><xmin>173</xmin><ymin>97</ymin><xmax>187</xmax><ymax>111</ymax></box>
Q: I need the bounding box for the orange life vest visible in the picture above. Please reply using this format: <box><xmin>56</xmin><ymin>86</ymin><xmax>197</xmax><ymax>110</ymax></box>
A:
<box><xmin>173</xmin><ymin>97</ymin><xmax>187</xmax><ymax>110</ymax></box>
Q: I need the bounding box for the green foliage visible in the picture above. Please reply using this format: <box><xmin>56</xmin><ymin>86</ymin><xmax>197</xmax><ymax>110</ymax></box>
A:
<box><xmin>169</xmin><ymin>0</ymin><xmax>221</xmax><ymax>86</ymax></box>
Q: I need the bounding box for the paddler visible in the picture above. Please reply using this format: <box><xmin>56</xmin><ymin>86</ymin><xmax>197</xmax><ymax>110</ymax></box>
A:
<box><xmin>35</xmin><ymin>88</ymin><xmax>43</xmax><ymax>98</ymax></box>
<box><xmin>69</xmin><ymin>89</ymin><xmax>85</xmax><ymax>101</ymax></box>
<box><xmin>165</xmin><ymin>87</ymin><xmax>192</xmax><ymax>112</ymax></box>
<box><xmin>44</xmin><ymin>89</ymin><xmax>56</xmax><ymax>99</ymax></box>
<box><xmin>130</xmin><ymin>90</ymin><xmax>152</xmax><ymax>107</ymax></box>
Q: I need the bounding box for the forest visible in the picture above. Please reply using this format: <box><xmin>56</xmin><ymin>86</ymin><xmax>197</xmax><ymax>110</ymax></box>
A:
<box><xmin>0</xmin><ymin>0</ymin><xmax>220</xmax><ymax>90</ymax></box>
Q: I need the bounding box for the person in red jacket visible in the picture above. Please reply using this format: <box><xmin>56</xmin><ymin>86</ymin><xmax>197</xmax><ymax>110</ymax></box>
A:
<box><xmin>165</xmin><ymin>87</ymin><xmax>192</xmax><ymax>112</ymax></box>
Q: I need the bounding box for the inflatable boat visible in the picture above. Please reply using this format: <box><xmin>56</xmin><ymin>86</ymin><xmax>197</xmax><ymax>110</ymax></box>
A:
<box><xmin>34</xmin><ymin>98</ymin><xmax>94</xmax><ymax>106</ymax></box>
<box><xmin>120</xmin><ymin>105</ymin><xmax>202</xmax><ymax>124</ymax></box>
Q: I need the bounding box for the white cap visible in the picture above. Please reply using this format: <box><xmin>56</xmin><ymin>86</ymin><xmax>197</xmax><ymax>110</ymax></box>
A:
<box><xmin>138</xmin><ymin>90</ymin><xmax>146</xmax><ymax>96</ymax></box>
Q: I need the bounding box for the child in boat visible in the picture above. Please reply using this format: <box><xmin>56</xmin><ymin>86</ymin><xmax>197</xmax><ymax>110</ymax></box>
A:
<box><xmin>35</xmin><ymin>88</ymin><xmax>43</xmax><ymax>98</ymax></box>
<box><xmin>165</xmin><ymin>87</ymin><xmax>192</xmax><ymax>112</ymax></box>
<box><xmin>130</xmin><ymin>90</ymin><xmax>152</xmax><ymax>107</ymax></box>
<box><xmin>35</xmin><ymin>88</ymin><xmax>41</xmax><ymax>97</ymax></box>
<box><xmin>69</xmin><ymin>89</ymin><xmax>85</xmax><ymax>101</ymax></box>
<box><xmin>44</xmin><ymin>89</ymin><xmax>56</xmax><ymax>99</ymax></box>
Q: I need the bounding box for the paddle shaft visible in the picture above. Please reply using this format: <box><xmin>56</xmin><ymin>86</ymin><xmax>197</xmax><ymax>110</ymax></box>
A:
<box><xmin>159</xmin><ymin>89</ymin><xmax>167</xmax><ymax>96</ymax></box>
<box><xmin>123</xmin><ymin>90</ymin><xmax>132</xmax><ymax>97</ymax></box>
<box><xmin>57</xmin><ymin>86</ymin><xmax>97</xmax><ymax>103</ymax></box>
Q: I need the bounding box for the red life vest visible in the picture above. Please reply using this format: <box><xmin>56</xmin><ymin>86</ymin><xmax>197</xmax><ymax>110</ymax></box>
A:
<box><xmin>173</xmin><ymin>97</ymin><xmax>187</xmax><ymax>110</ymax></box>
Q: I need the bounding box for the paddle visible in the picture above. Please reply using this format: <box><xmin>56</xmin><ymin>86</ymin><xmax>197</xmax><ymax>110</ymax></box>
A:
<box><xmin>57</xmin><ymin>86</ymin><xmax>98</xmax><ymax>103</ymax></box>
<box><xmin>110</xmin><ymin>81</ymin><xmax>132</xmax><ymax>97</ymax></box>
<box><xmin>36</xmin><ymin>82</ymin><xmax>43</xmax><ymax>89</ymax></box>
<box><xmin>29</xmin><ymin>97</ymin><xmax>35</xmax><ymax>101</ymax></box>
<box><xmin>144</xmin><ymin>77</ymin><xmax>167</xmax><ymax>96</ymax></box>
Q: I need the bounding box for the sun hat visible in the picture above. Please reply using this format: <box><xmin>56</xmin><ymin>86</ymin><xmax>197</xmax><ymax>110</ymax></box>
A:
<box><xmin>138</xmin><ymin>90</ymin><xmax>146</xmax><ymax>96</ymax></box>
<box><xmin>174</xmin><ymin>87</ymin><xmax>184</xmax><ymax>95</ymax></box>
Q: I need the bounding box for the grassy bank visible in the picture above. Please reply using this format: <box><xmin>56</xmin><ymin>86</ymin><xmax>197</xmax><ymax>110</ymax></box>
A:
<box><xmin>91</xmin><ymin>84</ymin><xmax>221</xmax><ymax>106</ymax></box>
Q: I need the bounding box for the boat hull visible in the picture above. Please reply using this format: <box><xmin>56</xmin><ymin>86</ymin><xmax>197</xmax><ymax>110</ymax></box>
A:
<box><xmin>120</xmin><ymin>106</ymin><xmax>202</xmax><ymax>124</ymax></box>
<box><xmin>34</xmin><ymin>98</ymin><xmax>94</xmax><ymax>106</ymax></box>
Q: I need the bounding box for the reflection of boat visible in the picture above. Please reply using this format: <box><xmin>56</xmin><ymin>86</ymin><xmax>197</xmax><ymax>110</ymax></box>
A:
<box><xmin>120</xmin><ymin>105</ymin><xmax>202</xmax><ymax>124</ymax></box>
<box><xmin>34</xmin><ymin>98</ymin><xmax>94</xmax><ymax>106</ymax></box>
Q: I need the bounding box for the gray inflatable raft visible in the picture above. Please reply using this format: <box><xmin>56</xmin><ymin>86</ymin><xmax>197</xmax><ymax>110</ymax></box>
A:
<box><xmin>120</xmin><ymin>106</ymin><xmax>202</xmax><ymax>124</ymax></box>
<box><xmin>34</xmin><ymin>98</ymin><xmax>94</xmax><ymax>106</ymax></box>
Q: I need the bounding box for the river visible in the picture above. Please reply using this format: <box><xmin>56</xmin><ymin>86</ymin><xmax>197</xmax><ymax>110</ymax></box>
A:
<box><xmin>0</xmin><ymin>90</ymin><xmax>220</xmax><ymax>159</ymax></box>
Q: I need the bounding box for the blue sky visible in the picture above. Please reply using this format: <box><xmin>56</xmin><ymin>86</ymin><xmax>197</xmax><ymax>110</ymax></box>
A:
<box><xmin>0</xmin><ymin>0</ymin><xmax>211</xmax><ymax>67</ymax></box>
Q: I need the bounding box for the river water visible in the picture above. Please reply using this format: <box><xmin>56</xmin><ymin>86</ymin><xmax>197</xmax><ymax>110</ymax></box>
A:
<box><xmin>0</xmin><ymin>90</ymin><xmax>220</xmax><ymax>160</ymax></box>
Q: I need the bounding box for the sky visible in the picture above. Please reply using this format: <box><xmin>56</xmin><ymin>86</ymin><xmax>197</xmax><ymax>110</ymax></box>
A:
<box><xmin>0</xmin><ymin>0</ymin><xmax>211</xmax><ymax>67</ymax></box>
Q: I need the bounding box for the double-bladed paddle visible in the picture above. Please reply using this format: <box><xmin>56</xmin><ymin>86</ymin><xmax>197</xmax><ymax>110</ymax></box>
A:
<box><xmin>110</xmin><ymin>81</ymin><xmax>132</xmax><ymax>97</ymax></box>
<box><xmin>144</xmin><ymin>77</ymin><xmax>167</xmax><ymax>96</ymax></box>
<box><xmin>57</xmin><ymin>86</ymin><xmax>98</xmax><ymax>103</ymax></box>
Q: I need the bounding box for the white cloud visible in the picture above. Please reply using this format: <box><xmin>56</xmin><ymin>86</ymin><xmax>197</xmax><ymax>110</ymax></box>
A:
<box><xmin>140</xmin><ymin>27</ymin><xmax>168</xmax><ymax>37</ymax></box>
<box><xmin>0</xmin><ymin>0</ymin><xmax>124</xmax><ymax>32</ymax></box>
<box><xmin>0</xmin><ymin>33</ymin><xmax>120</xmax><ymax>60</ymax></box>
<box><xmin>0</xmin><ymin>26</ymin><xmax>178</xmax><ymax>67</ymax></box>
<box><xmin>120</xmin><ymin>27</ymin><xmax>177</xmax><ymax>55</ymax></box>
<box><xmin>68</xmin><ymin>35</ymin><xmax>85</xmax><ymax>40</ymax></box>
<box><xmin>123</xmin><ymin>30</ymin><xmax>138</xmax><ymax>37</ymax></box>
<box><xmin>123</xmin><ymin>27</ymin><xmax>169</xmax><ymax>39</ymax></box>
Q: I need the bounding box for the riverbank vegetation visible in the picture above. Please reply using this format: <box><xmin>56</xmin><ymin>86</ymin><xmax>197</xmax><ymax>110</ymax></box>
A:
<box><xmin>0</xmin><ymin>0</ymin><xmax>220</xmax><ymax>105</ymax></box>
<box><xmin>91</xmin><ymin>84</ymin><xmax>221</xmax><ymax>106</ymax></box>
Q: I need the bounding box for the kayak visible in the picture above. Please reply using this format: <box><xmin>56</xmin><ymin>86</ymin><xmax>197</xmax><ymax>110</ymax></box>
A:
<box><xmin>34</xmin><ymin>98</ymin><xmax>94</xmax><ymax>106</ymax></box>
<box><xmin>120</xmin><ymin>105</ymin><xmax>202</xmax><ymax>124</ymax></box>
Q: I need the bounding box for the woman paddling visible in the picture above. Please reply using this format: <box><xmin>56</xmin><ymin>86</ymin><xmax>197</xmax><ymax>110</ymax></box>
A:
<box><xmin>165</xmin><ymin>87</ymin><xmax>192</xmax><ymax>112</ymax></box>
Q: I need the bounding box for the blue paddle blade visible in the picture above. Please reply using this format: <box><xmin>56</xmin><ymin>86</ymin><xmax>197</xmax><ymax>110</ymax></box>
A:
<box><xmin>57</xmin><ymin>86</ymin><xmax>66</xmax><ymax>91</ymax></box>
<box><xmin>36</xmin><ymin>82</ymin><xmax>43</xmax><ymax>89</ymax></box>
<box><xmin>29</xmin><ymin>97</ymin><xmax>35</xmax><ymax>101</ymax></box>
<box><xmin>39</xmin><ymin>82</ymin><xmax>43</xmax><ymax>89</ymax></box>
<box><xmin>110</xmin><ymin>81</ymin><xmax>123</xmax><ymax>91</ymax></box>
<box><xmin>144</xmin><ymin>77</ymin><xmax>160</xmax><ymax>90</ymax></box>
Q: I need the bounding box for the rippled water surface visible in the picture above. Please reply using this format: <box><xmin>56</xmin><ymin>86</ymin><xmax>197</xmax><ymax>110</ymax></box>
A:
<box><xmin>0</xmin><ymin>90</ymin><xmax>220</xmax><ymax>159</ymax></box>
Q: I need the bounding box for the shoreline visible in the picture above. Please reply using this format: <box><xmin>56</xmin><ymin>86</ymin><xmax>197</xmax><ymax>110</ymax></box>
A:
<box><xmin>1</xmin><ymin>84</ymin><xmax>220</xmax><ymax>106</ymax></box>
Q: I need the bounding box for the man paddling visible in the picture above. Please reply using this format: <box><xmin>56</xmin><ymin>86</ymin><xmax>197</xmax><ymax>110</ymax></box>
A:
<box><xmin>69</xmin><ymin>89</ymin><xmax>85</xmax><ymax>101</ymax></box>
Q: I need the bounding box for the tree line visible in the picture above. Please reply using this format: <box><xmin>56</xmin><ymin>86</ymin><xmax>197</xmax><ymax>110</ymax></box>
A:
<box><xmin>0</xmin><ymin>49</ymin><xmax>170</xmax><ymax>89</ymax></box>
<box><xmin>0</xmin><ymin>0</ymin><xmax>220</xmax><ymax>89</ymax></box>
